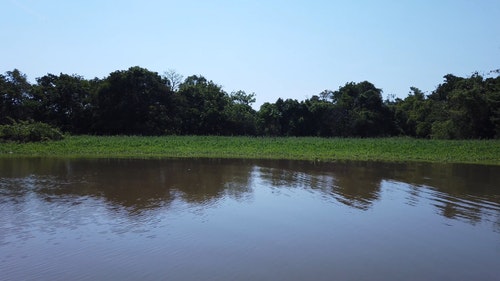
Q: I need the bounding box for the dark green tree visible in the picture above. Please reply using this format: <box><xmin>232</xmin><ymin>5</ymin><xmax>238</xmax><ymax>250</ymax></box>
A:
<box><xmin>224</xmin><ymin>90</ymin><xmax>257</xmax><ymax>135</ymax></box>
<box><xmin>257</xmin><ymin>98</ymin><xmax>311</xmax><ymax>136</ymax></box>
<box><xmin>331</xmin><ymin>81</ymin><xmax>395</xmax><ymax>137</ymax></box>
<box><xmin>277</xmin><ymin>98</ymin><xmax>310</xmax><ymax>136</ymax></box>
<box><xmin>31</xmin><ymin>73</ymin><xmax>94</xmax><ymax>133</ymax></box>
<box><xmin>303</xmin><ymin>95</ymin><xmax>337</xmax><ymax>137</ymax></box>
<box><xmin>392</xmin><ymin>87</ymin><xmax>432</xmax><ymax>137</ymax></box>
<box><xmin>485</xmin><ymin>75</ymin><xmax>500</xmax><ymax>138</ymax></box>
<box><xmin>257</xmin><ymin>102</ymin><xmax>282</xmax><ymax>136</ymax></box>
<box><xmin>427</xmin><ymin>73</ymin><xmax>497</xmax><ymax>139</ymax></box>
<box><xmin>0</xmin><ymin>69</ymin><xmax>32</xmax><ymax>123</ymax></box>
<box><xmin>94</xmin><ymin>66</ymin><xmax>174</xmax><ymax>135</ymax></box>
<box><xmin>176</xmin><ymin>75</ymin><xmax>229</xmax><ymax>135</ymax></box>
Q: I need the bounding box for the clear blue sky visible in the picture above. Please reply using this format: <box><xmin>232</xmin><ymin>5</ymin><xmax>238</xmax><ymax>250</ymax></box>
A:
<box><xmin>2</xmin><ymin>0</ymin><xmax>499</xmax><ymax>108</ymax></box>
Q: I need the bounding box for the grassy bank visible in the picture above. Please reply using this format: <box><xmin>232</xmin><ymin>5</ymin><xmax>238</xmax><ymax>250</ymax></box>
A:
<box><xmin>0</xmin><ymin>135</ymin><xmax>499</xmax><ymax>165</ymax></box>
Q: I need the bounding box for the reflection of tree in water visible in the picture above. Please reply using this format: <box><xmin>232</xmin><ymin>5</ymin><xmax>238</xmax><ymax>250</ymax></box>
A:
<box><xmin>1</xmin><ymin>158</ymin><xmax>498</xmax><ymax>231</ymax></box>
<box><xmin>381</xmin><ymin>162</ymin><xmax>500</xmax><ymax>231</ymax></box>
<box><xmin>170</xmin><ymin>159</ymin><xmax>253</xmax><ymax>205</ymax></box>
<box><xmin>256</xmin><ymin>160</ymin><xmax>383</xmax><ymax>210</ymax></box>
<box><xmin>255</xmin><ymin>160</ymin><xmax>500</xmax><ymax>231</ymax></box>
<box><xmin>0</xmin><ymin>158</ymin><xmax>254</xmax><ymax>217</ymax></box>
<box><xmin>328</xmin><ymin>163</ymin><xmax>382</xmax><ymax>210</ymax></box>
<box><xmin>0</xmin><ymin>158</ymin><xmax>257</xmax><ymax>242</ymax></box>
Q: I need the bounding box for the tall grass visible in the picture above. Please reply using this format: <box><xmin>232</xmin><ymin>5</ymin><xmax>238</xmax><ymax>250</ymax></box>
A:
<box><xmin>0</xmin><ymin>135</ymin><xmax>498</xmax><ymax>165</ymax></box>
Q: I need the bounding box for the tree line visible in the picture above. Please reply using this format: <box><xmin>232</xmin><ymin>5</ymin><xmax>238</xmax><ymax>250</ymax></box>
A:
<box><xmin>1</xmin><ymin>66</ymin><xmax>499</xmax><ymax>139</ymax></box>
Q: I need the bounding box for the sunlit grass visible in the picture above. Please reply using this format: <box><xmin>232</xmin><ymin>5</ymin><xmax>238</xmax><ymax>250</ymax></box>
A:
<box><xmin>0</xmin><ymin>135</ymin><xmax>498</xmax><ymax>165</ymax></box>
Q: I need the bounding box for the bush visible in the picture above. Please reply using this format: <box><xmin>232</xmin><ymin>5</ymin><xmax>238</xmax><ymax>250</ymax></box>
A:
<box><xmin>0</xmin><ymin>120</ymin><xmax>64</xmax><ymax>142</ymax></box>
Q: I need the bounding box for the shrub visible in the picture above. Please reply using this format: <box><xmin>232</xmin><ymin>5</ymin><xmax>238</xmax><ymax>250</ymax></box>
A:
<box><xmin>0</xmin><ymin>120</ymin><xmax>64</xmax><ymax>142</ymax></box>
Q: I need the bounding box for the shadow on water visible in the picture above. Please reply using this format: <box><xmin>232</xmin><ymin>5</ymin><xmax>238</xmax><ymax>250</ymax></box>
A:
<box><xmin>0</xmin><ymin>158</ymin><xmax>499</xmax><ymax>229</ymax></box>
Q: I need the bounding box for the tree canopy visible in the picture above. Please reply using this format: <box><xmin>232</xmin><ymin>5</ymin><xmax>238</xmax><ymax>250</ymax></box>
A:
<box><xmin>1</xmin><ymin>66</ymin><xmax>499</xmax><ymax>139</ymax></box>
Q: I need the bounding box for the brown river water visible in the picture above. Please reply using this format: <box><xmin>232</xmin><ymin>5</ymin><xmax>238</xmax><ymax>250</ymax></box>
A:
<box><xmin>0</xmin><ymin>158</ymin><xmax>499</xmax><ymax>280</ymax></box>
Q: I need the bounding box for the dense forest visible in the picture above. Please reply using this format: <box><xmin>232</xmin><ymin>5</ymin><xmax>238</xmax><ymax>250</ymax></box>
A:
<box><xmin>1</xmin><ymin>66</ymin><xmax>499</xmax><ymax>139</ymax></box>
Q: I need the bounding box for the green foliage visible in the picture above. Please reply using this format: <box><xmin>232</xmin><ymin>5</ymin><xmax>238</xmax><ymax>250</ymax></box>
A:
<box><xmin>431</xmin><ymin>120</ymin><xmax>455</xmax><ymax>139</ymax></box>
<box><xmin>230</xmin><ymin>90</ymin><xmax>256</xmax><ymax>106</ymax></box>
<box><xmin>176</xmin><ymin>75</ymin><xmax>230</xmax><ymax>135</ymax></box>
<box><xmin>257</xmin><ymin>102</ymin><xmax>282</xmax><ymax>136</ymax></box>
<box><xmin>93</xmin><ymin>66</ymin><xmax>174</xmax><ymax>135</ymax></box>
<box><xmin>0</xmin><ymin>120</ymin><xmax>64</xmax><ymax>142</ymax></box>
<box><xmin>1</xmin><ymin>67</ymin><xmax>499</xmax><ymax>139</ymax></box>
<box><xmin>393</xmin><ymin>87</ymin><xmax>428</xmax><ymax>137</ymax></box>
<box><xmin>0</xmin><ymin>135</ymin><xmax>498</xmax><ymax>165</ymax></box>
<box><xmin>225</xmin><ymin>90</ymin><xmax>258</xmax><ymax>135</ymax></box>
<box><xmin>32</xmin><ymin>73</ymin><xmax>94</xmax><ymax>134</ymax></box>
<box><xmin>302</xmin><ymin>96</ymin><xmax>337</xmax><ymax>137</ymax></box>
<box><xmin>392</xmin><ymin>74</ymin><xmax>500</xmax><ymax>139</ymax></box>
<box><xmin>0</xmin><ymin>69</ymin><xmax>32</xmax><ymax>124</ymax></box>
<box><xmin>331</xmin><ymin>81</ymin><xmax>395</xmax><ymax>137</ymax></box>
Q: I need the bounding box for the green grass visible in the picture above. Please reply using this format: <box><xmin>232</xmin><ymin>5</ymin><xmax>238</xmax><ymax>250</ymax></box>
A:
<box><xmin>0</xmin><ymin>135</ymin><xmax>499</xmax><ymax>165</ymax></box>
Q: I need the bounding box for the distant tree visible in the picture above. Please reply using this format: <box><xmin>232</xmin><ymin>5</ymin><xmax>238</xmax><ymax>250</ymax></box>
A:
<box><xmin>4</xmin><ymin>66</ymin><xmax>499</xmax><ymax>139</ymax></box>
<box><xmin>303</xmin><ymin>95</ymin><xmax>336</xmax><ymax>136</ymax></box>
<box><xmin>94</xmin><ymin>66</ymin><xmax>174</xmax><ymax>135</ymax></box>
<box><xmin>257</xmin><ymin>98</ymin><xmax>314</xmax><ymax>136</ymax></box>
<box><xmin>393</xmin><ymin>87</ymin><xmax>431</xmax><ymax>137</ymax></box>
<box><xmin>224</xmin><ymin>90</ymin><xmax>257</xmax><ymax>135</ymax></box>
<box><xmin>331</xmin><ymin>81</ymin><xmax>395</xmax><ymax>137</ymax></box>
<box><xmin>430</xmin><ymin>73</ymin><xmax>495</xmax><ymax>139</ymax></box>
<box><xmin>31</xmin><ymin>73</ymin><xmax>94</xmax><ymax>133</ymax></box>
<box><xmin>257</xmin><ymin>102</ymin><xmax>282</xmax><ymax>136</ymax></box>
<box><xmin>318</xmin><ymin>89</ymin><xmax>334</xmax><ymax>101</ymax></box>
<box><xmin>276</xmin><ymin>98</ymin><xmax>308</xmax><ymax>136</ymax></box>
<box><xmin>485</xmin><ymin>75</ymin><xmax>500</xmax><ymax>138</ymax></box>
<box><xmin>176</xmin><ymin>75</ymin><xmax>229</xmax><ymax>135</ymax></box>
<box><xmin>0</xmin><ymin>69</ymin><xmax>32</xmax><ymax>123</ymax></box>
<box><xmin>163</xmin><ymin>69</ymin><xmax>183</xmax><ymax>92</ymax></box>
<box><xmin>230</xmin><ymin>90</ymin><xmax>256</xmax><ymax>106</ymax></box>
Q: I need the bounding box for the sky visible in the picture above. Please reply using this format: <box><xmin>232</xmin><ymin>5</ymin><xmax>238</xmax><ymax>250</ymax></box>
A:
<box><xmin>1</xmin><ymin>0</ymin><xmax>499</xmax><ymax>108</ymax></box>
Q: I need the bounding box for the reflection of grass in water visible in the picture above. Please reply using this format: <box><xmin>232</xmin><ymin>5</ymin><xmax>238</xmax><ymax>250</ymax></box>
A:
<box><xmin>0</xmin><ymin>136</ymin><xmax>498</xmax><ymax>165</ymax></box>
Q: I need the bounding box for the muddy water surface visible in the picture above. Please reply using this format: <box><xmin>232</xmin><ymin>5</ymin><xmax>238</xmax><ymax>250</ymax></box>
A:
<box><xmin>1</xmin><ymin>158</ymin><xmax>499</xmax><ymax>280</ymax></box>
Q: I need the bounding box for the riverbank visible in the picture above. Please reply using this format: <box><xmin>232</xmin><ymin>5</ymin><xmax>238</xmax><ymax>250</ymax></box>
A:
<box><xmin>0</xmin><ymin>135</ymin><xmax>498</xmax><ymax>165</ymax></box>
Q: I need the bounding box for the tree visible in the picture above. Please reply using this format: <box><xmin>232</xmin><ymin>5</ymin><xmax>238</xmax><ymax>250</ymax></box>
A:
<box><xmin>224</xmin><ymin>90</ymin><xmax>257</xmax><ymax>135</ymax></box>
<box><xmin>485</xmin><ymin>75</ymin><xmax>500</xmax><ymax>138</ymax></box>
<box><xmin>31</xmin><ymin>73</ymin><xmax>94</xmax><ymax>133</ymax></box>
<box><xmin>230</xmin><ymin>90</ymin><xmax>256</xmax><ymax>106</ymax></box>
<box><xmin>446</xmin><ymin>74</ymin><xmax>492</xmax><ymax>138</ymax></box>
<box><xmin>0</xmin><ymin>69</ymin><xmax>32</xmax><ymax>123</ymax></box>
<box><xmin>331</xmin><ymin>81</ymin><xmax>395</xmax><ymax>137</ymax></box>
<box><xmin>94</xmin><ymin>66</ymin><xmax>174</xmax><ymax>135</ymax></box>
<box><xmin>426</xmin><ymin>73</ymin><xmax>497</xmax><ymax>139</ymax></box>
<box><xmin>303</xmin><ymin>95</ymin><xmax>336</xmax><ymax>136</ymax></box>
<box><xmin>176</xmin><ymin>75</ymin><xmax>229</xmax><ymax>135</ymax></box>
<box><xmin>163</xmin><ymin>69</ymin><xmax>183</xmax><ymax>92</ymax></box>
<box><xmin>318</xmin><ymin>89</ymin><xmax>334</xmax><ymax>101</ymax></box>
<box><xmin>275</xmin><ymin>98</ymin><xmax>308</xmax><ymax>136</ymax></box>
<box><xmin>257</xmin><ymin>102</ymin><xmax>282</xmax><ymax>136</ymax></box>
<box><xmin>393</xmin><ymin>87</ymin><xmax>431</xmax><ymax>137</ymax></box>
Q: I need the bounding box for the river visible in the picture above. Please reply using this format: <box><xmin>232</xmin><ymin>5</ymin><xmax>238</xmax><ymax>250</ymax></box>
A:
<box><xmin>1</xmin><ymin>158</ymin><xmax>499</xmax><ymax>280</ymax></box>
